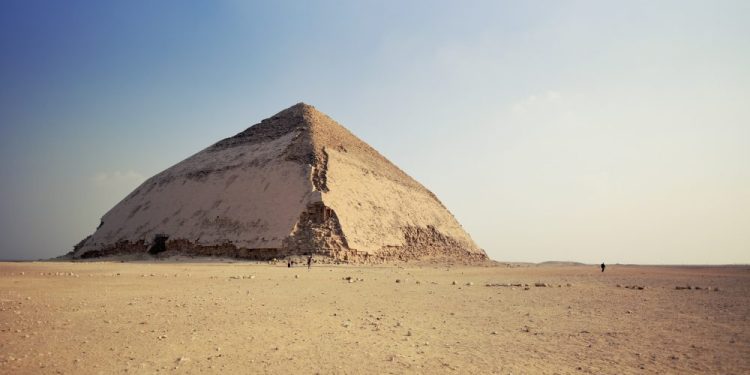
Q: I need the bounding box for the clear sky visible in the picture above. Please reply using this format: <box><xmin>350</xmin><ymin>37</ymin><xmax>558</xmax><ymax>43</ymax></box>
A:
<box><xmin>1</xmin><ymin>1</ymin><xmax>748</xmax><ymax>263</ymax></box>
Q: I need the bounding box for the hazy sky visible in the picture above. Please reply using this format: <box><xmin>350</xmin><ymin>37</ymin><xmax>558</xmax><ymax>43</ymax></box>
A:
<box><xmin>1</xmin><ymin>1</ymin><xmax>748</xmax><ymax>263</ymax></box>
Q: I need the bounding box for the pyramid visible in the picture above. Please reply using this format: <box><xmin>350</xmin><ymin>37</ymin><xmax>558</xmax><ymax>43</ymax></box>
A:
<box><xmin>71</xmin><ymin>103</ymin><xmax>486</xmax><ymax>262</ymax></box>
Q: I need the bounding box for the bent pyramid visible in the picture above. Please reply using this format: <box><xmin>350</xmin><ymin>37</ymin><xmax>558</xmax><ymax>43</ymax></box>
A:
<box><xmin>72</xmin><ymin>103</ymin><xmax>486</xmax><ymax>262</ymax></box>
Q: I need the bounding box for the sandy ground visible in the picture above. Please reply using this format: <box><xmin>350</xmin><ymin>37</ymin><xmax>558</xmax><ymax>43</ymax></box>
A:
<box><xmin>0</xmin><ymin>261</ymin><xmax>748</xmax><ymax>374</ymax></box>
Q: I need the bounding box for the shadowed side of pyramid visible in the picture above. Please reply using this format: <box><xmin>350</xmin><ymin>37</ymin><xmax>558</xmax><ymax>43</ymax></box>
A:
<box><xmin>70</xmin><ymin>103</ymin><xmax>487</xmax><ymax>263</ymax></box>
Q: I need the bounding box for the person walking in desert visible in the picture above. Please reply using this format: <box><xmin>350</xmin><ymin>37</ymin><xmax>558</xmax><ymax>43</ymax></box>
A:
<box><xmin>601</xmin><ymin>262</ymin><xmax>606</xmax><ymax>272</ymax></box>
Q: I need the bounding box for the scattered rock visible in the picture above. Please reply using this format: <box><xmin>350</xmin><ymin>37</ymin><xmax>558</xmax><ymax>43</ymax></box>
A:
<box><xmin>343</xmin><ymin>276</ymin><xmax>363</xmax><ymax>283</ymax></box>
<box><xmin>676</xmin><ymin>285</ymin><xmax>719</xmax><ymax>291</ymax></box>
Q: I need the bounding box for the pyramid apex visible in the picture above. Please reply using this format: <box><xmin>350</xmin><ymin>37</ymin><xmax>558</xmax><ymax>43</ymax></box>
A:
<box><xmin>277</xmin><ymin>102</ymin><xmax>318</xmax><ymax>116</ymax></box>
<box><xmin>258</xmin><ymin>102</ymin><xmax>328</xmax><ymax>124</ymax></box>
<box><xmin>292</xmin><ymin>101</ymin><xmax>314</xmax><ymax>108</ymax></box>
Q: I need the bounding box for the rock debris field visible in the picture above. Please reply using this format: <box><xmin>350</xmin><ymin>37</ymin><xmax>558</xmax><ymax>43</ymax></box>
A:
<box><xmin>0</xmin><ymin>261</ymin><xmax>748</xmax><ymax>374</ymax></box>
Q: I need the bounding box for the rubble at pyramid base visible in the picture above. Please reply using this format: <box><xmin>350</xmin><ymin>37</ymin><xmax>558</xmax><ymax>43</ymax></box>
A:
<box><xmin>75</xmin><ymin>229</ymin><xmax>488</xmax><ymax>264</ymax></box>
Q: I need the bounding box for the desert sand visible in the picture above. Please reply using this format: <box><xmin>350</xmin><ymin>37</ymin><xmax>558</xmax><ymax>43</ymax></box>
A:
<box><xmin>1</xmin><ymin>261</ymin><xmax>748</xmax><ymax>374</ymax></box>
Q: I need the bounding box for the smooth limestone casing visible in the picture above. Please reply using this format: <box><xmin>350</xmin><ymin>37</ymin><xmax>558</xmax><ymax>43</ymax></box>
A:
<box><xmin>322</xmin><ymin>148</ymin><xmax>477</xmax><ymax>254</ymax></box>
<box><xmin>76</xmin><ymin>132</ymin><xmax>313</xmax><ymax>254</ymax></box>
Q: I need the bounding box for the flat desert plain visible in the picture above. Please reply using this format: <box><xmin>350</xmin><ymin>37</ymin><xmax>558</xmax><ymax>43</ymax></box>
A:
<box><xmin>0</xmin><ymin>261</ymin><xmax>748</xmax><ymax>374</ymax></box>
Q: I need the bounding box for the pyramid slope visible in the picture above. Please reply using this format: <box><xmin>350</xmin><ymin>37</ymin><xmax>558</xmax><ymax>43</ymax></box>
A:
<box><xmin>72</xmin><ymin>103</ymin><xmax>486</xmax><ymax>262</ymax></box>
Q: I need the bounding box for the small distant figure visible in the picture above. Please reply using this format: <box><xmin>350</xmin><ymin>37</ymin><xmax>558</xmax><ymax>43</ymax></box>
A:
<box><xmin>601</xmin><ymin>262</ymin><xmax>606</xmax><ymax>272</ymax></box>
<box><xmin>287</xmin><ymin>260</ymin><xmax>292</xmax><ymax>268</ymax></box>
<box><xmin>307</xmin><ymin>255</ymin><xmax>313</xmax><ymax>270</ymax></box>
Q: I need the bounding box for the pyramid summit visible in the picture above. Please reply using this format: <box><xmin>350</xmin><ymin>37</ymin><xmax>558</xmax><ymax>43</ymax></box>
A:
<box><xmin>71</xmin><ymin>103</ymin><xmax>486</xmax><ymax>262</ymax></box>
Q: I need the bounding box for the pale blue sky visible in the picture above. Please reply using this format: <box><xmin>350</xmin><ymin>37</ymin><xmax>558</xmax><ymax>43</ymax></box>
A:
<box><xmin>1</xmin><ymin>1</ymin><xmax>748</xmax><ymax>263</ymax></box>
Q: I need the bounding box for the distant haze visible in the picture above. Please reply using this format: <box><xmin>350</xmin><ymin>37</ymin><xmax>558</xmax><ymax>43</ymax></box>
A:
<box><xmin>1</xmin><ymin>1</ymin><xmax>748</xmax><ymax>263</ymax></box>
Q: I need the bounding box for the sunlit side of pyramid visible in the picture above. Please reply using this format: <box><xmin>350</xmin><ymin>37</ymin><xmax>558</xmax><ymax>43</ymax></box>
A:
<box><xmin>71</xmin><ymin>103</ymin><xmax>486</xmax><ymax>262</ymax></box>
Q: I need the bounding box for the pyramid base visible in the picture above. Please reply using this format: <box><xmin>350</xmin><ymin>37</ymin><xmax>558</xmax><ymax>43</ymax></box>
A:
<box><xmin>74</xmin><ymin>237</ymin><xmax>487</xmax><ymax>264</ymax></box>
